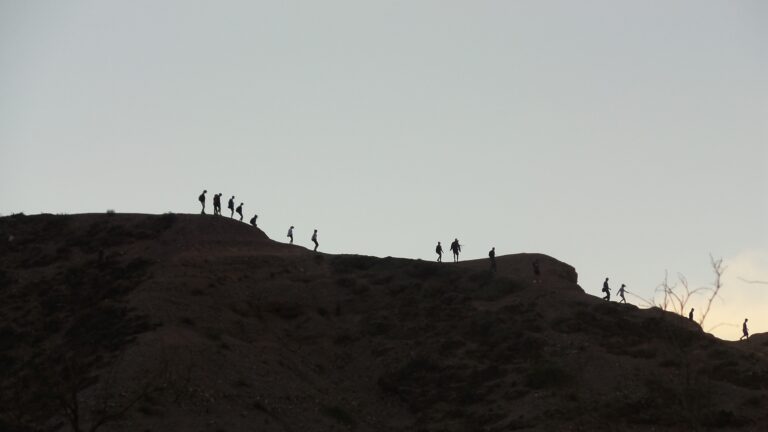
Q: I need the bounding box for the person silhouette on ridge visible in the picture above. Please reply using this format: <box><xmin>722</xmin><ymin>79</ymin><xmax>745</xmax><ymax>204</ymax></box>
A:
<box><xmin>489</xmin><ymin>247</ymin><xmax>496</xmax><ymax>273</ymax></box>
<box><xmin>450</xmin><ymin>239</ymin><xmax>461</xmax><ymax>263</ymax></box>
<box><xmin>213</xmin><ymin>193</ymin><xmax>222</xmax><ymax>216</ymax></box>
<box><xmin>689</xmin><ymin>308</ymin><xmax>694</xmax><ymax>321</ymax></box>
<box><xmin>602</xmin><ymin>277</ymin><xmax>611</xmax><ymax>301</ymax></box>
<box><xmin>227</xmin><ymin>196</ymin><xmax>235</xmax><ymax>218</ymax></box>
<box><xmin>740</xmin><ymin>318</ymin><xmax>749</xmax><ymax>340</ymax></box>
<box><xmin>435</xmin><ymin>242</ymin><xmax>443</xmax><ymax>263</ymax></box>
<box><xmin>617</xmin><ymin>284</ymin><xmax>627</xmax><ymax>303</ymax></box>
<box><xmin>236</xmin><ymin>203</ymin><xmax>244</xmax><ymax>221</ymax></box>
<box><xmin>311</xmin><ymin>229</ymin><xmax>319</xmax><ymax>252</ymax></box>
<box><xmin>198</xmin><ymin>190</ymin><xmax>207</xmax><ymax>214</ymax></box>
<box><xmin>287</xmin><ymin>226</ymin><xmax>294</xmax><ymax>244</ymax></box>
<box><xmin>249</xmin><ymin>214</ymin><xmax>258</xmax><ymax>227</ymax></box>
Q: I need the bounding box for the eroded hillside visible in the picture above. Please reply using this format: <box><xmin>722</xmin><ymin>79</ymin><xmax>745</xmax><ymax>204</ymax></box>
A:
<box><xmin>1</xmin><ymin>213</ymin><xmax>766</xmax><ymax>431</ymax></box>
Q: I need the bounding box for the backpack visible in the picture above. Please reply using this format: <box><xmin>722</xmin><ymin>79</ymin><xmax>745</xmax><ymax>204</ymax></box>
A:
<box><xmin>198</xmin><ymin>194</ymin><xmax>205</xmax><ymax>203</ymax></box>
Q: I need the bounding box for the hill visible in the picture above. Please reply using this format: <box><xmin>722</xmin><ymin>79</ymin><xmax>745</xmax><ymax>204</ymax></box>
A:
<box><xmin>1</xmin><ymin>213</ymin><xmax>767</xmax><ymax>431</ymax></box>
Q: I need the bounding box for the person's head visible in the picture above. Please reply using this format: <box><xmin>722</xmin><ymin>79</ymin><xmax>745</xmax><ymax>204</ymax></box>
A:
<box><xmin>240</xmin><ymin>202</ymin><xmax>243</xmax><ymax>205</ymax></box>
<box><xmin>438</xmin><ymin>241</ymin><xmax>441</xmax><ymax>244</ymax></box>
<box><xmin>314</xmin><ymin>229</ymin><xmax>317</xmax><ymax>232</ymax></box>
<box><xmin>290</xmin><ymin>226</ymin><xmax>294</xmax><ymax>229</ymax></box>
<box><xmin>621</xmin><ymin>284</ymin><xmax>625</xmax><ymax>288</ymax></box>
<box><xmin>492</xmin><ymin>247</ymin><xmax>495</xmax><ymax>251</ymax></box>
<box><xmin>745</xmin><ymin>318</ymin><xmax>749</xmax><ymax>322</ymax></box>
<box><xmin>605</xmin><ymin>277</ymin><xmax>609</xmax><ymax>281</ymax></box>
<box><xmin>203</xmin><ymin>190</ymin><xmax>207</xmax><ymax>193</ymax></box>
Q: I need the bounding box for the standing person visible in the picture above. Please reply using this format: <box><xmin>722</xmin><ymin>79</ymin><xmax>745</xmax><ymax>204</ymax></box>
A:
<box><xmin>450</xmin><ymin>238</ymin><xmax>461</xmax><ymax>263</ymax></box>
<box><xmin>689</xmin><ymin>308</ymin><xmax>695</xmax><ymax>321</ymax></box>
<box><xmin>617</xmin><ymin>284</ymin><xmax>627</xmax><ymax>303</ymax></box>
<box><xmin>236</xmin><ymin>203</ymin><xmax>244</xmax><ymax>221</ymax></box>
<box><xmin>198</xmin><ymin>190</ymin><xmax>207</xmax><ymax>214</ymax></box>
<box><xmin>489</xmin><ymin>247</ymin><xmax>496</xmax><ymax>273</ymax></box>
<box><xmin>213</xmin><ymin>193</ymin><xmax>222</xmax><ymax>215</ymax></box>
<box><xmin>602</xmin><ymin>277</ymin><xmax>611</xmax><ymax>301</ymax></box>
<box><xmin>532</xmin><ymin>259</ymin><xmax>541</xmax><ymax>284</ymax></box>
<box><xmin>287</xmin><ymin>226</ymin><xmax>294</xmax><ymax>244</ymax></box>
<box><xmin>740</xmin><ymin>318</ymin><xmax>749</xmax><ymax>340</ymax></box>
<box><xmin>311</xmin><ymin>229</ymin><xmax>319</xmax><ymax>252</ymax></box>
<box><xmin>435</xmin><ymin>241</ymin><xmax>443</xmax><ymax>263</ymax></box>
<box><xmin>249</xmin><ymin>214</ymin><xmax>258</xmax><ymax>227</ymax></box>
<box><xmin>227</xmin><ymin>196</ymin><xmax>235</xmax><ymax>218</ymax></box>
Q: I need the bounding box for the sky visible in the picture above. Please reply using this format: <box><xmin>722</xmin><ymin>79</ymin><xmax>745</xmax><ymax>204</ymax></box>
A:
<box><xmin>1</xmin><ymin>0</ymin><xmax>766</xmax><ymax>340</ymax></box>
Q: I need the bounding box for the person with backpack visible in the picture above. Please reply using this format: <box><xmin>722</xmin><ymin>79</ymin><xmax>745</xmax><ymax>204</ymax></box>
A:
<box><xmin>236</xmin><ymin>203</ymin><xmax>244</xmax><ymax>221</ymax></box>
<box><xmin>287</xmin><ymin>226</ymin><xmax>294</xmax><ymax>244</ymax></box>
<box><xmin>435</xmin><ymin>241</ymin><xmax>443</xmax><ymax>262</ymax></box>
<box><xmin>249</xmin><ymin>214</ymin><xmax>258</xmax><ymax>227</ymax></box>
<box><xmin>198</xmin><ymin>190</ymin><xmax>207</xmax><ymax>214</ymax></box>
<box><xmin>450</xmin><ymin>239</ymin><xmax>461</xmax><ymax>263</ymax></box>
<box><xmin>213</xmin><ymin>193</ymin><xmax>222</xmax><ymax>216</ymax></box>
<box><xmin>740</xmin><ymin>318</ymin><xmax>749</xmax><ymax>340</ymax></box>
<box><xmin>311</xmin><ymin>229</ymin><xmax>319</xmax><ymax>252</ymax></box>
<box><xmin>227</xmin><ymin>196</ymin><xmax>235</xmax><ymax>218</ymax></box>
<box><xmin>617</xmin><ymin>284</ymin><xmax>627</xmax><ymax>303</ymax></box>
<box><xmin>489</xmin><ymin>247</ymin><xmax>496</xmax><ymax>273</ymax></box>
<box><xmin>602</xmin><ymin>277</ymin><xmax>611</xmax><ymax>301</ymax></box>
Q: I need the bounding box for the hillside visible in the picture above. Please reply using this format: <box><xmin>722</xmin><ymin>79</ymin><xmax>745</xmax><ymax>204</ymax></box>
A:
<box><xmin>1</xmin><ymin>213</ymin><xmax>766</xmax><ymax>431</ymax></box>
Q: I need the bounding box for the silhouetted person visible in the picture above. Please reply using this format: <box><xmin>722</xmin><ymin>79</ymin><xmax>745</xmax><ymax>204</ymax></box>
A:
<box><xmin>602</xmin><ymin>277</ymin><xmax>611</xmax><ymax>301</ymax></box>
<box><xmin>236</xmin><ymin>203</ymin><xmax>244</xmax><ymax>221</ymax></box>
<box><xmin>249</xmin><ymin>214</ymin><xmax>258</xmax><ymax>227</ymax></box>
<box><xmin>435</xmin><ymin>242</ymin><xmax>443</xmax><ymax>262</ymax></box>
<box><xmin>532</xmin><ymin>259</ymin><xmax>541</xmax><ymax>283</ymax></box>
<box><xmin>740</xmin><ymin>318</ymin><xmax>749</xmax><ymax>340</ymax></box>
<box><xmin>450</xmin><ymin>238</ymin><xmax>461</xmax><ymax>263</ymax></box>
<box><xmin>227</xmin><ymin>196</ymin><xmax>235</xmax><ymax>218</ymax></box>
<box><xmin>689</xmin><ymin>308</ymin><xmax>694</xmax><ymax>321</ymax></box>
<box><xmin>489</xmin><ymin>247</ymin><xmax>496</xmax><ymax>273</ymax></box>
<box><xmin>311</xmin><ymin>229</ymin><xmax>319</xmax><ymax>252</ymax></box>
<box><xmin>213</xmin><ymin>193</ymin><xmax>222</xmax><ymax>215</ymax></box>
<box><xmin>617</xmin><ymin>284</ymin><xmax>627</xmax><ymax>303</ymax></box>
<box><xmin>198</xmin><ymin>190</ymin><xmax>207</xmax><ymax>214</ymax></box>
<box><xmin>287</xmin><ymin>226</ymin><xmax>294</xmax><ymax>244</ymax></box>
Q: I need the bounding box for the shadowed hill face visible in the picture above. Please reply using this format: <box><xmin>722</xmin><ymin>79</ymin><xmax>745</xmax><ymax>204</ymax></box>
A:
<box><xmin>0</xmin><ymin>213</ymin><xmax>767</xmax><ymax>431</ymax></box>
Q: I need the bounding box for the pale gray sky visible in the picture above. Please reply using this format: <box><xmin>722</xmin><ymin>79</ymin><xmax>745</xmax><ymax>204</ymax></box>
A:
<box><xmin>1</xmin><ymin>0</ymin><xmax>766</xmax><ymax>339</ymax></box>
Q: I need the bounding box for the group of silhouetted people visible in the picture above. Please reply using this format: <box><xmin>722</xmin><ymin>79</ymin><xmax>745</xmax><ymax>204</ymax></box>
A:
<box><xmin>435</xmin><ymin>239</ymin><xmax>463</xmax><ymax>263</ymax></box>
<box><xmin>601</xmin><ymin>278</ymin><xmax>628</xmax><ymax>304</ymax></box>
<box><xmin>199</xmin><ymin>190</ymin><xmax>256</xmax><ymax>225</ymax></box>
<box><xmin>199</xmin><ymin>190</ymin><xmax>322</xmax><ymax>252</ymax></box>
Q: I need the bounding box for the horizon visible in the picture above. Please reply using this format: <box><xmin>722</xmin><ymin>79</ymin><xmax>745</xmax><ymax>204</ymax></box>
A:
<box><xmin>1</xmin><ymin>1</ymin><xmax>766</xmax><ymax>340</ymax></box>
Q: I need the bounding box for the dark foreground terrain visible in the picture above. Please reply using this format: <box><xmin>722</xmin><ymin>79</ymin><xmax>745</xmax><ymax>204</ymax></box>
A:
<box><xmin>1</xmin><ymin>213</ymin><xmax>766</xmax><ymax>431</ymax></box>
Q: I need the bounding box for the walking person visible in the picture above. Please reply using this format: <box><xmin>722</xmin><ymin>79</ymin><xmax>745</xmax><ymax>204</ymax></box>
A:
<box><xmin>227</xmin><ymin>196</ymin><xmax>235</xmax><ymax>218</ymax></box>
<box><xmin>740</xmin><ymin>318</ymin><xmax>749</xmax><ymax>340</ymax></box>
<box><xmin>435</xmin><ymin>241</ymin><xmax>443</xmax><ymax>263</ymax></box>
<box><xmin>236</xmin><ymin>203</ymin><xmax>244</xmax><ymax>221</ymax></box>
<box><xmin>198</xmin><ymin>190</ymin><xmax>207</xmax><ymax>214</ymax></box>
<box><xmin>450</xmin><ymin>238</ymin><xmax>461</xmax><ymax>263</ymax></box>
<box><xmin>311</xmin><ymin>229</ymin><xmax>319</xmax><ymax>252</ymax></box>
<box><xmin>287</xmin><ymin>226</ymin><xmax>294</xmax><ymax>244</ymax></box>
<box><xmin>617</xmin><ymin>284</ymin><xmax>627</xmax><ymax>303</ymax></box>
<box><xmin>489</xmin><ymin>247</ymin><xmax>496</xmax><ymax>273</ymax></box>
<box><xmin>213</xmin><ymin>193</ymin><xmax>222</xmax><ymax>215</ymax></box>
<box><xmin>602</xmin><ymin>277</ymin><xmax>611</xmax><ymax>301</ymax></box>
<box><xmin>532</xmin><ymin>259</ymin><xmax>541</xmax><ymax>284</ymax></box>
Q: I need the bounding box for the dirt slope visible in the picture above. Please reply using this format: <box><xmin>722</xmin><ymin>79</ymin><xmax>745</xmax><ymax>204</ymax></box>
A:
<box><xmin>1</xmin><ymin>213</ymin><xmax>766</xmax><ymax>432</ymax></box>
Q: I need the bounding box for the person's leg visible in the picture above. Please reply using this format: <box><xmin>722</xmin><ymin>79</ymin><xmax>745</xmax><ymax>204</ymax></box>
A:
<box><xmin>313</xmin><ymin>240</ymin><xmax>318</xmax><ymax>251</ymax></box>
